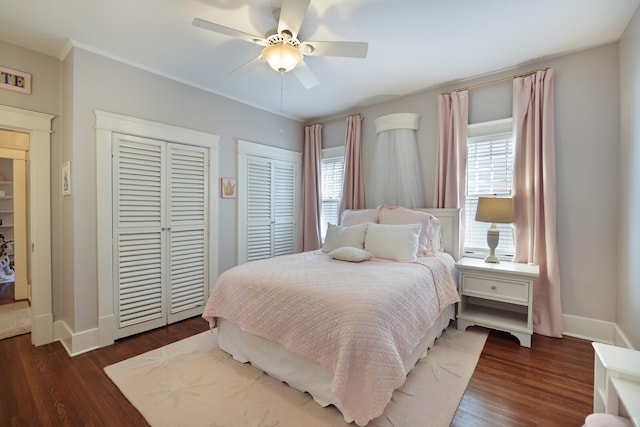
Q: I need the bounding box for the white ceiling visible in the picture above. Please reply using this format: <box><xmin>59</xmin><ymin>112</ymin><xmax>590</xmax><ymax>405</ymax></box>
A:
<box><xmin>1</xmin><ymin>0</ymin><xmax>638</xmax><ymax>122</ymax></box>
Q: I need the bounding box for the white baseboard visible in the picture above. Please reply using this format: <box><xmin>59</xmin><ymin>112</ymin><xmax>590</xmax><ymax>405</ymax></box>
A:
<box><xmin>32</xmin><ymin>311</ymin><xmax>54</xmax><ymax>346</ymax></box>
<box><xmin>562</xmin><ymin>314</ymin><xmax>635</xmax><ymax>349</ymax></box>
<box><xmin>53</xmin><ymin>320</ymin><xmax>100</xmax><ymax>356</ymax></box>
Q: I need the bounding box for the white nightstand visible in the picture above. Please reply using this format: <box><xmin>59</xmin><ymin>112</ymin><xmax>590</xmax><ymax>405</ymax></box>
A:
<box><xmin>455</xmin><ymin>257</ymin><xmax>539</xmax><ymax>347</ymax></box>
<box><xmin>592</xmin><ymin>342</ymin><xmax>640</xmax><ymax>426</ymax></box>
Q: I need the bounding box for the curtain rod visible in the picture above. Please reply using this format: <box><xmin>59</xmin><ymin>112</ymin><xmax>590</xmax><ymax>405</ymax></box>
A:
<box><xmin>306</xmin><ymin>113</ymin><xmax>363</xmax><ymax>126</ymax></box>
<box><xmin>441</xmin><ymin>67</ymin><xmax>550</xmax><ymax>95</ymax></box>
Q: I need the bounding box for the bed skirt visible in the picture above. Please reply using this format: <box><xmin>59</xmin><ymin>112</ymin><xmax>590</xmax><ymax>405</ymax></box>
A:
<box><xmin>217</xmin><ymin>304</ymin><xmax>456</xmax><ymax>425</ymax></box>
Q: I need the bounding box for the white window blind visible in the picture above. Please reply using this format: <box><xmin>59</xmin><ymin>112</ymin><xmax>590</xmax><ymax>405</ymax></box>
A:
<box><xmin>320</xmin><ymin>147</ymin><xmax>345</xmax><ymax>240</ymax></box>
<box><xmin>465</xmin><ymin>119</ymin><xmax>515</xmax><ymax>258</ymax></box>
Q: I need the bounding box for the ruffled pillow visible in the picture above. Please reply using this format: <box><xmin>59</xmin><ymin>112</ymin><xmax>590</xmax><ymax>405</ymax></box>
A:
<box><xmin>340</xmin><ymin>209</ymin><xmax>379</xmax><ymax>226</ymax></box>
<box><xmin>328</xmin><ymin>247</ymin><xmax>374</xmax><ymax>263</ymax></box>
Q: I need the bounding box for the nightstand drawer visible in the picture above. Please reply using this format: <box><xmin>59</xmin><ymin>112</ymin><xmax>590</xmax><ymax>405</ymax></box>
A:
<box><xmin>461</xmin><ymin>275</ymin><xmax>529</xmax><ymax>304</ymax></box>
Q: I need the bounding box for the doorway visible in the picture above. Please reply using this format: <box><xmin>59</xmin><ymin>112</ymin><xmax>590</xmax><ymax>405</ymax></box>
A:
<box><xmin>0</xmin><ymin>105</ymin><xmax>53</xmax><ymax>346</ymax></box>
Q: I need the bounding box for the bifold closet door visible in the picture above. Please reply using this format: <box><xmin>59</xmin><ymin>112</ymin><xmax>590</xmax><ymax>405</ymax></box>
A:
<box><xmin>166</xmin><ymin>144</ymin><xmax>208</xmax><ymax>324</ymax></box>
<box><xmin>113</xmin><ymin>134</ymin><xmax>208</xmax><ymax>339</ymax></box>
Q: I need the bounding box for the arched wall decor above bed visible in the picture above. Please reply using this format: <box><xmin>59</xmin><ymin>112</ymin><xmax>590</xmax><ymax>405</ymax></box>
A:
<box><xmin>372</xmin><ymin>113</ymin><xmax>425</xmax><ymax>208</ymax></box>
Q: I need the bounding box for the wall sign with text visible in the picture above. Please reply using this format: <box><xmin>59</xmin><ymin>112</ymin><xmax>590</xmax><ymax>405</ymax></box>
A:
<box><xmin>0</xmin><ymin>66</ymin><xmax>32</xmax><ymax>94</ymax></box>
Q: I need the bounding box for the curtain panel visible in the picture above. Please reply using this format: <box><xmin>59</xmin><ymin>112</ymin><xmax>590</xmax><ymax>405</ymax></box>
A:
<box><xmin>434</xmin><ymin>90</ymin><xmax>468</xmax><ymax>251</ymax></box>
<box><xmin>301</xmin><ymin>123</ymin><xmax>323</xmax><ymax>251</ymax></box>
<box><xmin>340</xmin><ymin>114</ymin><xmax>365</xmax><ymax>211</ymax></box>
<box><xmin>512</xmin><ymin>69</ymin><xmax>564</xmax><ymax>338</ymax></box>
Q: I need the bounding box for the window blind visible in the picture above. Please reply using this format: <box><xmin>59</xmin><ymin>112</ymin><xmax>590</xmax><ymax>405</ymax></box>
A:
<box><xmin>320</xmin><ymin>155</ymin><xmax>344</xmax><ymax>240</ymax></box>
<box><xmin>465</xmin><ymin>127</ymin><xmax>515</xmax><ymax>257</ymax></box>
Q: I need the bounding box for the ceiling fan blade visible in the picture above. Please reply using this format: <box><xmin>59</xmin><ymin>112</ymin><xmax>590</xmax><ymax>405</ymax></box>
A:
<box><xmin>228</xmin><ymin>55</ymin><xmax>264</xmax><ymax>76</ymax></box>
<box><xmin>301</xmin><ymin>41</ymin><xmax>368</xmax><ymax>58</ymax></box>
<box><xmin>192</xmin><ymin>18</ymin><xmax>267</xmax><ymax>46</ymax></box>
<box><xmin>292</xmin><ymin>60</ymin><xmax>319</xmax><ymax>89</ymax></box>
<box><xmin>277</xmin><ymin>0</ymin><xmax>311</xmax><ymax>39</ymax></box>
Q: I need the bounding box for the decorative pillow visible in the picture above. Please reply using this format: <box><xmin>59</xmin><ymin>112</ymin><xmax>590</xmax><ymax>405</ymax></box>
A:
<box><xmin>322</xmin><ymin>222</ymin><xmax>368</xmax><ymax>253</ymax></box>
<box><xmin>364</xmin><ymin>222</ymin><xmax>421</xmax><ymax>261</ymax></box>
<box><xmin>340</xmin><ymin>209</ymin><xmax>379</xmax><ymax>226</ymax></box>
<box><xmin>378</xmin><ymin>205</ymin><xmax>440</xmax><ymax>256</ymax></box>
<box><xmin>328</xmin><ymin>247</ymin><xmax>374</xmax><ymax>263</ymax></box>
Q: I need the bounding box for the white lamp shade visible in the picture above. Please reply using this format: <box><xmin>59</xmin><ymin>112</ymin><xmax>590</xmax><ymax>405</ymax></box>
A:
<box><xmin>475</xmin><ymin>197</ymin><xmax>514</xmax><ymax>224</ymax></box>
<box><xmin>262</xmin><ymin>43</ymin><xmax>302</xmax><ymax>73</ymax></box>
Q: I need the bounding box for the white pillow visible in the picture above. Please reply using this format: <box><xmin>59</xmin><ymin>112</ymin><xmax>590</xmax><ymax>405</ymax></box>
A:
<box><xmin>378</xmin><ymin>205</ymin><xmax>440</xmax><ymax>256</ymax></box>
<box><xmin>340</xmin><ymin>209</ymin><xmax>379</xmax><ymax>226</ymax></box>
<box><xmin>322</xmin><ymin>222</ymin><xmax>368</xmax><ymax>252</ymax></box>
<box><xmin>364</xmin><ymin>222</ymin><xmax>421</xmax><ymax>261</ymax></box>
<box><xmin>328</xmin><ymin>247</ymin><xmax>374</xmax><ymax>262</ymax></box>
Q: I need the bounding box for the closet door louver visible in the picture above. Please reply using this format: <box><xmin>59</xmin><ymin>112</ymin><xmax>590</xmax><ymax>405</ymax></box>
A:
<box><xmin>114</xmin><ymin>134</ymin><xmax>167</xmax><ymax>337</ymax></box>
<box><xmin>167</xmin><ymin>145</ymin><xmax>208</xmax><ymax>323</ymax></box>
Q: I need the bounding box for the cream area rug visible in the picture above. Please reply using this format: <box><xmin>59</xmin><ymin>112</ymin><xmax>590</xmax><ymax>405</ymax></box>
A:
<box><xmin>105</xmin><ymin>325</ymin><xmax>488</xmax><ymax>427</ymax></box>
<box><xmin>0</xmin><ymin>301</ymin><xmax>31</xmax><ymax>340</ymax></box>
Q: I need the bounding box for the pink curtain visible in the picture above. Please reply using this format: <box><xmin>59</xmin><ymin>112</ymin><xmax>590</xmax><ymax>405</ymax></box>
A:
<box><xmin>340</xmin><ymin>114</ymin><xmax>365</xmax><ymax>211</ymax></box>
<box><xmin>512</xmin><ymin>69</ymin><xmax>563</xmax><ymax>338</ymax></box>
<box><xmin>301</xmin><ymin>123</ymin><xmax>323</xmax><ymax>251</ymax></box>
<box><xmin>433</xmin><ymin>90</ymin><xmax>468</xmax><ymax>252</ymax></box>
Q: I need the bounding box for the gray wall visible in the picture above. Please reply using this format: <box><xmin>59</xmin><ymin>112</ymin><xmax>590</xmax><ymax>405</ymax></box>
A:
<box><xmin>323</xmin><ymin>43</ymin><xmax>626</xmax><ymax>343</ymax></box>
<box><xmin>618</xmin><ymin>6</ymin><xmax>640</xmax><ymax>349</ymax></box>
<box><xmin>66</xmin><ymin>47</ymin><xmax>304</xmax><ymax>332</ymax></box>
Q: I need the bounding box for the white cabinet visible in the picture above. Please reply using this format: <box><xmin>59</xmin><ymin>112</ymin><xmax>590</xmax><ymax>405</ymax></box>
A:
<box><xmin>455</xmin><ymin>257</ymin><xmax>539</xmax><ymax>347</ymax></box>
<box><xmin>592</xmin><ymin>342</ymin><xmax>640</xmax><ymax>426</ymax></box>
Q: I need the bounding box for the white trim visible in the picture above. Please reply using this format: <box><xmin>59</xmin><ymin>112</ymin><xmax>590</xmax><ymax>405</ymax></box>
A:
<box><xmin>322</xmin><ymin>146</ymin><xmax>345</xmax><ymax>159</ymax></box>
<box><xmin>468</xmin><ymin>118</ymin><xmax>512</xmax><ymax>137</ymax></box>
<box><xmin>96</xmin><ymin>110</ymin><xmax>219</xmax><ymax>348</ymax></box>
<box><xmin>54</xmin><ymin>319</ymin><xmax>100</xmax><ymax>356</ymax></box>
<box><xmin>561</xmin><ymin>313</ymin><xmax>636</xmax><ymax>349</ymax></box>
<box><xmin>0</xmin><ymin>104</ymin><xmax>54</xmax><ymax>347</ymax></box>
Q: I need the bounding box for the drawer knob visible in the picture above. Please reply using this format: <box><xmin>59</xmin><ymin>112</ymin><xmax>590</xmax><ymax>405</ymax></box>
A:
<box><xmin>490</xmin><ymin>285</ymin><xmax>497</xmax><ymax>290</ymax></box>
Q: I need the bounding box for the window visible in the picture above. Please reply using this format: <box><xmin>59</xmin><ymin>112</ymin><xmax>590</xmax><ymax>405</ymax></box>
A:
<box><xmin>464</xmin><ymin>119</ymin><xmax>515</xmax><ymax>259</ymax></box>
<box><xmin>320</xmin><ymin>146</ymin><xmax>345</xmax><ymax>240</ymax></box>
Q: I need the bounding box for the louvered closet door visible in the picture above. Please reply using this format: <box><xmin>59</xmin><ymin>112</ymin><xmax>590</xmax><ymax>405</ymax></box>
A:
<box><xmin>113</xmin><ymin>134</ymin><xmax>167</xmax><ymax>338</ymax></box>
<box><xmin>246</xmin><ymin>157</ymin><xmax>273</xmax><ymax>262</ymax></box>
<box><xmin>167</xmin><ymin>144</ymin><xmax>208</xmax><ymax>324</ymax></box>
<box><xmin>273</xmin><ymin>161</ymin><xmax>296</xmax><ymax>256</ymax></box>
<box><xmin>113</xmin><ymin>135</ymin><xmax>210</xmax><ymax>338</ymax></box>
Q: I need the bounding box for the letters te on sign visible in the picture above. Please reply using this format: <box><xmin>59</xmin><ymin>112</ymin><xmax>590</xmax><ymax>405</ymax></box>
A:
<box><xmin>0</xmin><ymin>66</ymin><xmax>32</xmax><ymax>94</ymax></box>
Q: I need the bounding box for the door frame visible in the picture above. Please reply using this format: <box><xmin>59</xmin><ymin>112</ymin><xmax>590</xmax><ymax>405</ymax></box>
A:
<box><xmin>0</xmin><ymin>105</ymin><xmax>54</xmax><ymax>346</ymax></box>
<box><xmin>95</xmin><ymin>110</ymin><xmax>219</xmax><ymax>347</ymax></box>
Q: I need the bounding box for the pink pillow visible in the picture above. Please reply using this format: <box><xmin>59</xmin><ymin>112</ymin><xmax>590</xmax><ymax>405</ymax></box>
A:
<box><xmin>340</xmin><ymin>209</ymin><xmax>379</xmax><ymax>226</ymax></box>
<box><xmin>378</xmin><ymin>205</ymin><xmax>440</xmax><ymax>256</ymax></box>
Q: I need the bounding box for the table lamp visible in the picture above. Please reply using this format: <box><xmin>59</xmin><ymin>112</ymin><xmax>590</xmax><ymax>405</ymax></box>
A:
<box><xmin>475</xmin><ymin>196</ymin><xmax>514</xmax><ymax>263</ymax></box>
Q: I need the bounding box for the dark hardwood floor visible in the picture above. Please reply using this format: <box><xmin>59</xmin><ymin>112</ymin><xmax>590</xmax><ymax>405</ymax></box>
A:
<box><xmin>0</xmin><ymin>317</ymin><xmax>594</xmax><ymax>426</ymax></box>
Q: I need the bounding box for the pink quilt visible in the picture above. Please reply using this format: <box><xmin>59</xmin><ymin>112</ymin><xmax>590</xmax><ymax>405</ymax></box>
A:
<box><xmin>202</xmin><ymin>251</ymin><xmax>459</xmax><ymax>425</ymax></box>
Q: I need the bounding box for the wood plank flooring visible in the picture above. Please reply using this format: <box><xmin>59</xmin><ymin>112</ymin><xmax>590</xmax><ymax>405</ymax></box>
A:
<box><xmin>0</xmin><ymin>317</ymin><xmax>594</xmax><ymax>426</ymax></box>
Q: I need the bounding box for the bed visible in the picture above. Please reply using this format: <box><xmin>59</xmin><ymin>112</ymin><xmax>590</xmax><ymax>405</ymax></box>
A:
<box><xmin>203</xmin><ymin>207</ymin><xmax>461</xmax><ymax>426</ymax></box>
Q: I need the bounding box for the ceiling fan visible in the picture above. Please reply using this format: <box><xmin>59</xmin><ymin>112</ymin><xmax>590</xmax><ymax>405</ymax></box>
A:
<box><xmin>192</xmin><ymin>0</ymin><xmax>368</xmax><ymax>89</ymax></box>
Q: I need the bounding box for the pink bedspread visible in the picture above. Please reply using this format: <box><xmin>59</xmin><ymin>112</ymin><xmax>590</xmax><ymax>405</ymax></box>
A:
<box><xmin>202</xmin><ymin>251</ymin><xmax>459</xmax><ymax>425</ymax></box>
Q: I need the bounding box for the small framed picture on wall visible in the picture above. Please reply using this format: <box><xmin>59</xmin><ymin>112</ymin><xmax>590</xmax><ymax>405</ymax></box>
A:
<box><xmin>221</xmin><ymin>177</ymin><xmax>236</xmax><ymax>199</ymax></box>
<box><xmin>62</xmin><ymin>160</ymin><xmax>71</xmax><ymax>196</ymax></box>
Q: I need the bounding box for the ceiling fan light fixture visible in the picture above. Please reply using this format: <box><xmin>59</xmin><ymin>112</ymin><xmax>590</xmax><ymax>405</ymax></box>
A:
<box><xmin>262</xmin><ymin>42</ymin><xmax>302</xmax><ymax>73</ymax></box>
